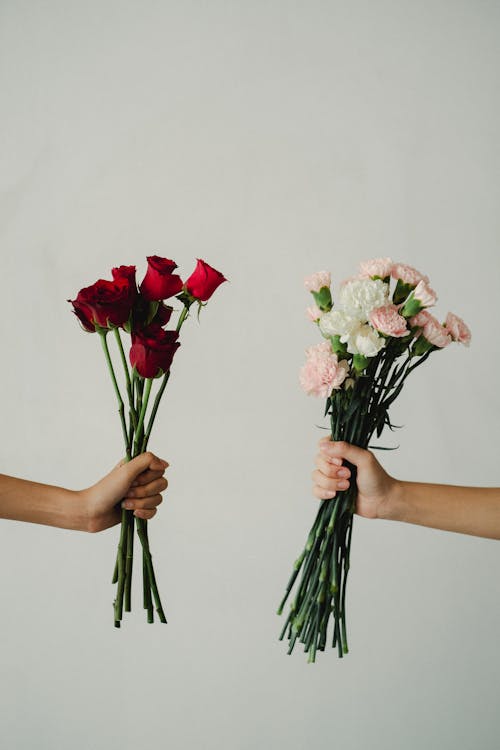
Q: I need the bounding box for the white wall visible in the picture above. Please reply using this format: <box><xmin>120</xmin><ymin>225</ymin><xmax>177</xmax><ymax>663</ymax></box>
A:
<box><xmin>1</xmin><ymin>1</ymin><xmax>499</xmax><ymax>749</ymax></box>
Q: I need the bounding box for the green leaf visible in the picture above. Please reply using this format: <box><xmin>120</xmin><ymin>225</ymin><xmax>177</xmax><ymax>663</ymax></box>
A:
<box><xmin>324</xmin><ymin>397</ymin><xmax>332</xmax><ymax>417</ymax></box>
<box><xmin>311</xmin><ymin>286</ymin><xmax>332</xmax><ymax>312</ymax></box>
<box><xmin>146</xmin><ymin>301</ymin><xmax>159</xmax><ymax>326</ymax></box>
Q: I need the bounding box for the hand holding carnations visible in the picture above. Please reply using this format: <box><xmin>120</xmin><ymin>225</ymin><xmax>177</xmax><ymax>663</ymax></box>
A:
<box><xmin>313</xmin><ymin>438</ymin><xmax>398</xmax><ymax>520</ymax></box>
<box><xmin>280</xmin><ymin>257</ymin><xmax>470</xmax><ymax>661</ymax></box>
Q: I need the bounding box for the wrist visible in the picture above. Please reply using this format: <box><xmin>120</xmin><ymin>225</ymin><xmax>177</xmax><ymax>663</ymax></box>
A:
<box><xmin>378</xmin><ymin>477</ymin><xmax>406</xmax><ymax>522</ymax></box>
<box><xmin>66</xmin><ymin>488</ymin><xmax>93</xmax><ymax>532</ymax></box>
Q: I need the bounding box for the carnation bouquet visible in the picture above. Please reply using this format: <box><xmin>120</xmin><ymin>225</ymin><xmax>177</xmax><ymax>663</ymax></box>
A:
<box><xmin>69</xmin><ymin>256</ymin><xmax>226</xmax><ymax>626</ymax></box>
<box><xmin>278</xmin><ymin>258</ymin><xmax>470</xmax><ymax>661</ymax></box>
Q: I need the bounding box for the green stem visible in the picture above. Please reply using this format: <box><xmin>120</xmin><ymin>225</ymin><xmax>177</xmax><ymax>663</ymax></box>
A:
<box><xmin>114</xmin><ymin>507</ymin><xmax>129</xmax><ymax>625</ymax></box>
<box><xmin>133</xmin><ymin>378</ymin><xmax>153</xmax><ymax>457</ymax></box>
<box><xmin>114</xmin><ymin>328</ymin><xmax>138</xmax><ymax>446</ymax></box>
<box><xmin>114</xmin><ymin>328</ymin><xmax>133</xmax><ymax>404</ymax></box>
<box><xmin>99</xmin><ymin>331</ymin><xmax>130</xmax><ymax>458</ymax></box>
<box><xmin>136</xmin><ymin>518</ymin><xmax>167</xmax><ymax>623</ymax></box>
<box><xmin>124</xmin><ymin>512</ymin><xmax>135</xmax><ymax>612</ymax></box>
<box><xmin>141</xmin><ymin>304</ymin><xmax>190</xmax><ymax>451</ymax></box>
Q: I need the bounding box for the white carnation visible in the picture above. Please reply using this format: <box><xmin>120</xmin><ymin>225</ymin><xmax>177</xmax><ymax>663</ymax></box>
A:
<box><xmin>347</xmin><ymin>324</ymin><xmax>386</xmax><ymax>357</ymax></box>
<box><xmin>339</xmin><ymin>278</ymin><xmax>389</xmax><ymax>321</ymax></box>
<box><xmin>319</xmin><ymin>310</ymin><xmax>360</xmax><ymax>341</ymax></box>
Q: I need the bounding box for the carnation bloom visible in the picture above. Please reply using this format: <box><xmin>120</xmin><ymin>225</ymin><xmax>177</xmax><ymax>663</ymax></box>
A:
<box><xmin>412</xmin><ymin>312</ymin><xmax>451</xmax><ymax>348</ymax></box>
<box><xmin>346</xmin><ymin>324</ymin><xmax>386</xmax><ymax>357</ymax></box>
<box><xmin>391</xmin><ymin>263</ymin><xmax>429</xmax><ymax>286</ymax></box>
<box><xmin>359</xmin><ymin>257</ymin><xmax>393</xmax><ymax>279</ymax></box>
<box><xmin>409</xmin><ymin>310</ymin><xmax>433</xmax><ymax>329</ymax></box>
<box><xmin>445</xmin><ymin>312</ymin><xmax>471</xmax><ymax>346</ymax></box>
<box><xmin>319</xmin><ymin>309</ymin><xmax>360</xmax><ymax>341</ymax></box>
<box><xmin>299</xmin><ymin>342</ymin><xmax>349</xmax><ymax>398</ymax></box>
<box><xmin>369</xmin><ymin>304</ymin><xmax>408</xmax><ymax>338</ymax></box>
<box><xmin>413</xmin><ymin>280</ymin><xmax>438</xmax><ymax>308</ymax></box>
<box><xmin>339</xmin><ymin>278</ymin><xmax>389</xmax><ymax>321</ymax></box>
<box><xmin>339</xmin><ymin>274</ymin><xmax>366</xmax><ymax>287</ymax></box>
<box><xmin>306</xmin><ymin>305</ymin><xmax>322</xmax><ymax>322</ymax></box>
<box><xmin>304</xmin><ymin>271</ymin><xmax>331</xmax><ymax>293</ymax></box>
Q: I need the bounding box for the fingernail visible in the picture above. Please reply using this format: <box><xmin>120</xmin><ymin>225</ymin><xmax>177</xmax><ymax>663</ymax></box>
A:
<box><xmin>338</xmin><ymin>469</ymin><xmax>349</xmax><ymax>477</ymax></box>
<box><xmin>121</xmin><ymin>500</ymin><xmax>133</xmax><ymax>509</ymax></box>
<box><xmin>338</xmin><ymin>480</ymin><xmax>349</xmax><ymax>489</ymax></box>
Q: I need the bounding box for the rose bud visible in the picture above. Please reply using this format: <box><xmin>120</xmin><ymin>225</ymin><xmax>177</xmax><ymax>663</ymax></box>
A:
<box><xmin>185</xmin><ymin>259</ymin><xmax>226</xmax><ymax>302</ymax></box>
<box><xmin>68</xmin><ymin>276</ymin><xmax>136</xmax><ymax>330</ymax></box>
<box><xmin>140</xmin><ymin>256</ymin><xmax>184</xmax><ymax>301</ymax></box>
<box><xmin>129</xmin><ymin>324</ymin><xmax>180</xmax><ymax>378</ymax></box>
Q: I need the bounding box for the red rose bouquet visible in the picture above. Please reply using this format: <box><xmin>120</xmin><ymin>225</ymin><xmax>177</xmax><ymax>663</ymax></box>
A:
<box><xmin>69</xmin><ymin>256</ymin><xmax>226</xmax><ymax>626</ymax></box>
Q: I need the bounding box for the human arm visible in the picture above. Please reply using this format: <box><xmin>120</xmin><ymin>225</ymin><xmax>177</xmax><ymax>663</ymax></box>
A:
<box><xmin>0</xmin><ymin>452</ymin><xmax>168</xmax><ymax>532</ymax></box>
<box><xmin>313</xmin><ymin>438</ymin><xmax>500</xmax><ymax>540</ymax></box>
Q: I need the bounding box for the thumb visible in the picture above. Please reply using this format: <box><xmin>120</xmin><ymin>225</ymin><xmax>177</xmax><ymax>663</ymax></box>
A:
<box><xmin>119</xmin><ymin>452</ymin><xmax>168</xmax><ymax>482</ymax></box>
<box><xmin>319</xmin><ymin>440</ymin><xmax>370</xmax><ymax>468</ymax></box>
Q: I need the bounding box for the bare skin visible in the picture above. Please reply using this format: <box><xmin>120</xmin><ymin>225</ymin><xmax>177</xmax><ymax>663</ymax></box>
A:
<box><xmin>0</xmin><ymin>452</ymin><xmax>169</xmax><ymax>533</ymax></box>
<box><xmin>313</xmin><ymin>437</ymin><xmax>500</xmax><ymax>540</ymax></box>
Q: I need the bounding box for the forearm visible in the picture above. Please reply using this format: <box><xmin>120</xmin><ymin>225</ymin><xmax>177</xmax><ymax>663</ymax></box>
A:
<box><xmin>383</xmin><ymin>480</ymin><xmax>500</xmax><ymax>539</ymax></box>
<box><xmin>0</xmin><ymin>474</ymin><xmax>87</xmax><ymax>530</ymax></box>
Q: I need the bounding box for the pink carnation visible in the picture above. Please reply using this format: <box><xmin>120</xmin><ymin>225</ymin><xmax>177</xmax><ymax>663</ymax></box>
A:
<box><xmin>391</xmin><ymin>263</ymin><xmax>429</xmax><ymax>286</ymax></box>
<box><xmin>413</xmin><ymin>279</ymin><xmax>437</xmax><ymax>308</ymax></box>
<box><xmin>306</xmin><ymin>305</ymin><xmax>322</xmax><ymax>322</ymax></box>
<box><xmin>445</xmin><ymin>312</ymin><xmax>471</xmax><ymax>346</ymax></box>
<box><xmin>409</xmin><ymin>310</ymin><xmax>433</xmax><ymax>328</ymax></box>
<box><xmin>299</xmin><ymin>341</ymin><xmax>349</xmax><ymax>398</ymax></box>
<box><xmin>304</xmin><ymin>271</ymin><xmax>331</xmax><ymax>293</ymax></box>
<box><xmin>359</xmin><ymin>257</ymin><xmax>393</xmax><ymax>279</ymax></box>
<box><xmin>369</xmin><ymin>304</ymin><xmax>408</xmax><ymax>338</ymax></box>
<box><xmin>415</xmin><ymin>313</ymin><xmax>451</xmax><ymax>348</ymax></box>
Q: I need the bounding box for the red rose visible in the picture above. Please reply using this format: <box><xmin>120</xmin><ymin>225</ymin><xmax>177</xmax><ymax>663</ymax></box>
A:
<box><xmin>185</xmin><ymin>259</ymin><xmax>226</xmax><ymax>302</ymax></box>
<box><xmin>154</xmin><ymin>302</ymin><xmax>174</xmax><ymax>327</ymax></box>
<box><xmin>70</xmin><ymin>298</ymin><xmax>95</xmax><ymax>332</ymax></box>
<box><xmin>112</xmin><ymin>265</ymin><xmax>137</xmax><ymax>291</ymax></box>
<box><xmin>129</xmin><ymin>324</ymin><xmax>180</xmax><ymax>378</ymax></box>
<box><xmin>69</xmin><ymin>276</ymin><xmax>136</xmax><ymax>330</ymax></box>
<box><xmin>130</xmin><ymin>296</ymin><xmax>173</xmax><ymax>331</ymax></box>
<box><xmin>140</xmin><ymin>256</ymin><xmax>183</xmax><ymax>301</ymax></box>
